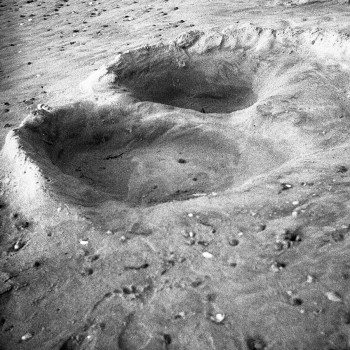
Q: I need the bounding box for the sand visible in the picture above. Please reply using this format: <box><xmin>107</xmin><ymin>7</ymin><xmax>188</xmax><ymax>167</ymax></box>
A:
<box><xmin>1</xmin><ymin>0</ymin><xmax>350</xmax><ymax>349</ymax></box>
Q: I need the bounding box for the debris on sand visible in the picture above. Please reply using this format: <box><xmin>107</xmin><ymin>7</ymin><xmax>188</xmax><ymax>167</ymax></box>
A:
<box><xmin>21</xmin><ymin>333</ymin><xmax>33</xmax><ymax>342</ymax></box>
<box><xmin>202</xmin><ymin>252</ymin><xmax>213</xmax><ymax>259</ymax></box>
<box><xmin>228</xmin><ymin>237</ymin><xmax>239</xmax><ymax>246</ymax></box>
<box><xmin>325</xmin><ymin>291</ymin><xmax>342</xmax><ymax>302</ymax></box>
<box><xmin>13</xmin><ymin>240</ymin><xmax>25</xmax><ymax>251</ymax></box>
<box><xmin>210</xmin><ymin>313</ymin><xmax>225</xmax><ymax>324</ymax></box>
<box><xmin>278</xmin><ymin>183</ymin><xmax>293</xmax><ymax>193</ymax></box>
<box><xmin>306</xmin><ymin>275</ymin><xmax>315</xmax><ymax>283</ymax></box>
<box><xmin>270</xmin><ymin>261</ymin><xmax>285</xmax><ymax>272</ymax></box>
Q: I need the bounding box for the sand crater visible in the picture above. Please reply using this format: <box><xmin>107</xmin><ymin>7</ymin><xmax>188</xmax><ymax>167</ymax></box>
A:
<box><xmin>5</xmin><ymin>25</ymin><xmax>350</xmax><ymax>209</ymax></box>
<box><xmin>112</xmin><ymin>53</ymin><xmax>257</xmax><ymax>114</ymax></box>
<box><xmin>11</xmin><ymin>102</ymin><xmax>286</xmax><ymax>206</ymax></box>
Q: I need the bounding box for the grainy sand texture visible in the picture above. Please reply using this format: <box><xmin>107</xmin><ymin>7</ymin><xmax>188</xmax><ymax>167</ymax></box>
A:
<box><xmin>1</xmin><ymin>0</ymin><xmax>350</xmax><ymax>349</ymax></box>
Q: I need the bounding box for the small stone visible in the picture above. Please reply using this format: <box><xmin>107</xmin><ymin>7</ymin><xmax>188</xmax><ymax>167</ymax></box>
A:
<box><xmin>21</xmin><ymin>333</ymin><xmax>33</xmax><ymax>341</ymax></box>
<box><xmin>106</xmin><ymin>230</ymin><xmax>113</xmax><ymax>235</ymax></box>
<box><xmin>14</xmin><ymin>240</ymin><xmax>24</xmax><ymax>251</ymax></box>
<box><xmin>274</xmin><ymin>242</ymin><xmax>284</xmax><ymax>251</ymax></box>
<box><xmin>185</xmin><ymin>238</ymin><xmax>195</xmax><ymax>245</ymax></box>
<box><xmin>280</xmin><ymin>183</ymin><xmax>293</xmax><ymax>191</ymax></box>
<box><xmin>306</xmin><ymin>275</ymin><xmax>315</xmax><ymax>283</ymax></box>
<box><xmin>270</xmin><ymin>261</ymin><xmax>285</xmax><ymax>272</ymax></box>
<box><xmin>290</xmin><ymin>297</ymin><xmax>303</xmax><ymax>306</ymax></box>
<box><xmin>210</xmin><ymin>313</ymin><xmax>225</xmax><ymax>324</ymax></box>
<box><xmin>228</xmin><ymin>258</ymin><xmax>237</xmax><ymax>267</ymax></box>
<box><xmin>336</xmin><ymin>165</ymin><xmax>348</xmax><ymax>173</ymax></box>
<box><xmin>325</xmin><ymin>291</ymin><xmax>342</xmax><ymax>302</ymax></box>
<box><xmin>246</xmin><ymin>337</ymin><xmax>266</xmax><ymax>349</ymax></box>
<box><xmin>174</xmin><ymin>311</ymin><xmax>185</xmax><ymax>319</ymax></box>
<box><xmin>292</xmin><ymin>211</ymin><xmax>298</xmax><ymax>218</ymax></box>
<box><xmin>292</xmin><ymin>201</ymin><xmax>299</xmax><ymax>205</ymax></box>
<box><xmin>258</xmin><ymin>224</ymin><xmax>266</xmax><ymax>231</ymax></box>
<box><xmin>37</xmin><ymin>103</ymin><xmax>52</xmax><ymax>112</ymax></box>
<box><xmin>228</xmin><ymin>237</ymin><xmax>239</xmax><ymax>246</ymax></box>
<box><xmin>202</xmin><ymin>252</ymin><xmax>213</xmax><ymax>259</ymax></box>
<box><xmin>188</xmin><ymin>213</ymin><xmax>193</xmax><ymax>218</ymax></box>
<box><xmin>79</xmin><ymin>239</ymin><xmax>89</xmax><ymax>245</ymax></box>
<box><xmin>120</xmin><ymin>235</ymin><xmax>127</xmax><ymax>242</ymax></box>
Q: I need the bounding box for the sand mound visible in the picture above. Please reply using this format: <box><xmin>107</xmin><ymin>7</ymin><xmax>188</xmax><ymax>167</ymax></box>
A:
<box><xmin>3</xmin><ymin>24</ymin><xmax>350</xmax><ymax>211</ymax></box>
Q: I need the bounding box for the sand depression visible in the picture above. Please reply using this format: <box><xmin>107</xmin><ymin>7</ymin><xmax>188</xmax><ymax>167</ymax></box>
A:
<box><xmin>2</xmin><ymin>24</ymin><xmax>350</xmax><ymax>210</ymax></box>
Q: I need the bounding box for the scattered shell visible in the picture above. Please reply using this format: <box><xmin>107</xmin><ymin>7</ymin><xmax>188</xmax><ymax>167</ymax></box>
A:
<box><xmin>210</xmin><ymin>313</ymin><xmax>225</xmax><ymax>323</ymax></box>
<box><xmin>21</xmin><ymin>333</ymin><xmax>33</xmax><ymax>341</ymax></box>
<box><xmin>325</xmin><ymin>291</ymin><xmax>342</xmax><ymax>302</ymax></box>
<box><xmin>202</xmin><ymin>252</ymin><xmax>213</xmax><ymax>259</ymax></box>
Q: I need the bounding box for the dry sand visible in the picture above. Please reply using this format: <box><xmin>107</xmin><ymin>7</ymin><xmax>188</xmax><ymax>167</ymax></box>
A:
<box><xmin>2</xmin><ymin>0</ymin><xmax>350</xmax><ymax>349</ymax></box>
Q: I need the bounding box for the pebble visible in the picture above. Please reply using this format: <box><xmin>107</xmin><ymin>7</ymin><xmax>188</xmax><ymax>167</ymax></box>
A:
<box><xmin>292</xmin><ymin>201</ymin><xmax>299</xmax><ymax>205</ymax></box>
<box><xmin>227</xmin><ymin>258</ymin><xmax>237</xmax><ymax>267</ymax></box>
<box><xmin>174</xmin><ymin>311</ymin><xmax>185</xmax><ymax>319</ymax></box>
<box><xmin>21</xmin><ymin>333</ymin><xmax>33</xmax><ymax>341</ymax></box>
<box><xmin>325</xmin><ymin>291</ymin><xmax>342</xmax><ymax>302</ymax></box>
<box><xmin>79</xmin><ymin>239</ymin><xmax>89</xmax><ymax>245</ymax></box>
<box><xmin>280</xmin><ymin>183</ymin><xmax>293</xmax><ymax>191</ymax></box>
<box><xmin>14</xmin><ymin>240</ymin><xmax>24</xmax><ymax>251</ymax></box>
<box><xmin>210</xmin><ymin>313</ymin><xmax>225</xmax><ymax>324</ymax></box>
<box><xmin>306</xmin><ymin>275</ymin><xmax>315</xmax><ymax>283</ymax></box>
<box><xmin>228</xmin><ymin>237</ymin><xmax>239</xmax><ymax>246</ymax></box>
<box><xmin>270</xmin><ymin>261</ymin><xmax>285</xmax><ymax>272</ymax></box>
<box><xmin>37</xmin><ymin>103</ymin><xmax>52</xmax><ymax>112</ymax></box>
<box><xmin>202</xmin><ymin>252</ymin><xmax>213</xmax><ymax>259</ymax></box>
<box><xmin>188</xmin><ymin>213</ymin><xmax>193</xmax><ymax>218</ymax></box>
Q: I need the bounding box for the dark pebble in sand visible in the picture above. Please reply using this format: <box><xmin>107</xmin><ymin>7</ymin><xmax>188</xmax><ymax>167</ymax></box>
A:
<box><xmin>228</xmin><ymin>238</ymin><xmax>239</xmax><ymax>246</ymax></box>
